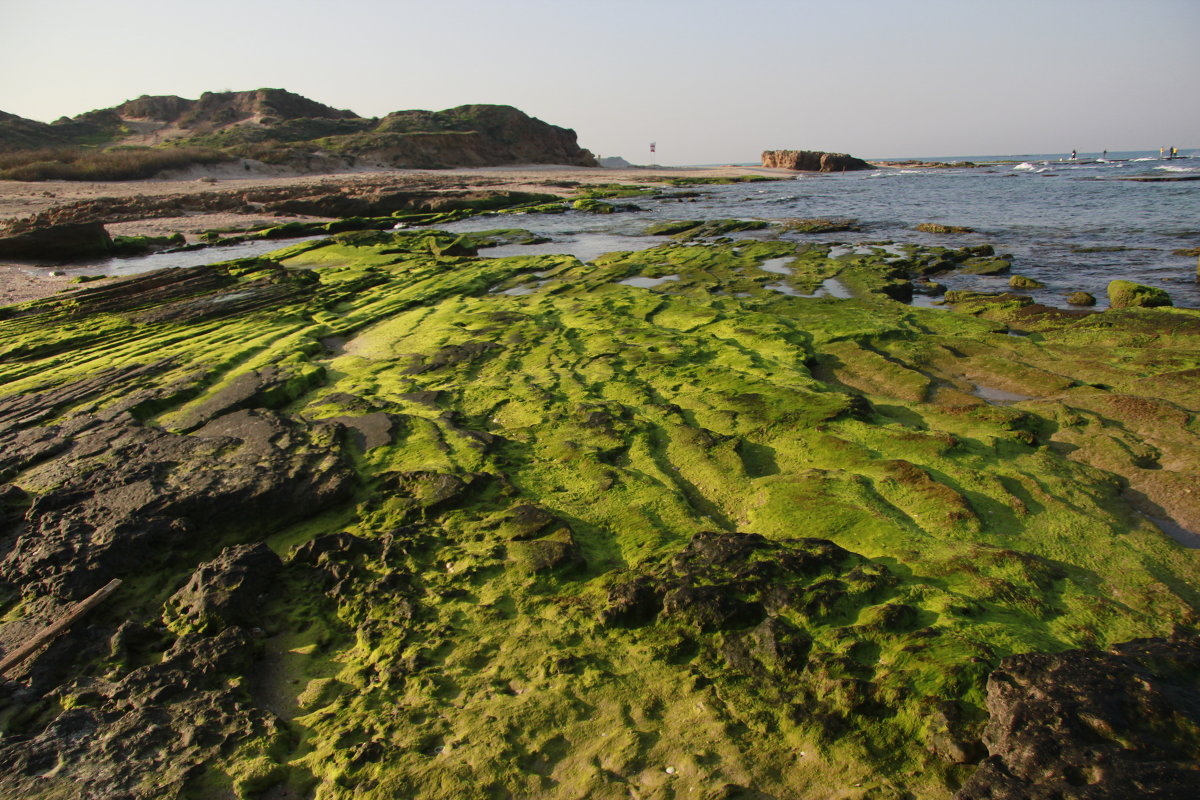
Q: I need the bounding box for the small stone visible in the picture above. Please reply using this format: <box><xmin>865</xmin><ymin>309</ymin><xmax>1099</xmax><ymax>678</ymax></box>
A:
<box><xmin>665</xmin><ymin>766</ymin><xmax>676</xmax><ymax>774</ymax></box>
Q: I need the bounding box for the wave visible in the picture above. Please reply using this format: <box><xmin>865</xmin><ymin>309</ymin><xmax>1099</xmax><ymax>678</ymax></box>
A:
<box><xmin>1132</xmin><ymin>157</ymin><xmax>1156</xmax><ymax>162</ymax></box>
<box><xmin>1154</xmin><ymin>165</ymin><xmax>1198</xmax><ymax>173</ymax></box>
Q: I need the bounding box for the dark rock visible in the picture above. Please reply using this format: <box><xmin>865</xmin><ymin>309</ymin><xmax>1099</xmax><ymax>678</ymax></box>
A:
<box><xmin>165</xmin><ymin>543</ymin><xmax>283</xmax><ymax>633</ymax></box>
<box><xmin>761</xmin><ymin>150</ymin><xmax>873</xmax><ymax>172</ymax></box>
<box><xmin>731</xmin><ymin>616</ymin><xmax>812</xmax><ymax>672</ymax></box>
<box><xmin>384</xmin><ymin>470</ymin><xmax>477</xmax><ymax>510</ymax></box>
<box><xmin>1</xmin><ymin>411</ymin><xmax>352</xmax><ymax>600</ymax></box>
<box><xmin>290</xmin><ymin>531</ymin><xmax>374</xmax><ymax>565</ymax></box>
<box><xmin>929</xmin><ymin>700</ymin><xmax>986</xmax><ymax>764</ymax></box>
<box><xmin>0</xmin><ymin>627</ymin><xmax>276</xmax><ymax>799</ymax></box>
<box><xmin>956</xmin><ymin>634</ymin><xmax>1200</xmax><ymax>799</ymax></box>
<box><xmin>662</xmin><ymin>585</ymin><xmax>764</xmax><ymax>632</ymax></box>
<box><xmin>180</xmin><ymin>367</ymin><xmax>322</xmax><ymax>429</ymax></box>
<box><xmin>600</xmin><ymin>578</ymin><xmax>663</xmax><ymax>627</ymax></box>
<box><xmin>0</xmin><ymin>221</ymin><xmax>112</xmax><ymax>261</ymax></box>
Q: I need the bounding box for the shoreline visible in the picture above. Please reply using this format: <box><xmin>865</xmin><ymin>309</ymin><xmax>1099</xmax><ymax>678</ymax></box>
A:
<box><xmin>0</xmin><ymin>164</ymin><xmax>791</xmax><ymax>229</ymax></box>
<box><xmin>0</xmin><ymin>164</ymin><xmax>790</xmax><ymax>304</ymax></box>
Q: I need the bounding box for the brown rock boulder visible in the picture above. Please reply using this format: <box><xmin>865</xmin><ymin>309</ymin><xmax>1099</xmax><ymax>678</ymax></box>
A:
<box><xmin>956</xmin><ymin>634</ymin><xmax>1200</xmax><ymax>800</ymax></box>
<box><xmin>0</xmin><ymin>221</ymin><xmax>112</xmax><ymax>261</ymax></box>
<box><xmin>761</xmin><ymin>149</ymin><xmax>872</xmax><ymax>172</ymax></box>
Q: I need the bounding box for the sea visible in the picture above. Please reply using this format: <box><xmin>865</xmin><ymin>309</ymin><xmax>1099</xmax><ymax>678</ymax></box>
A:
<box><xmin>66</xmin><ymin>149</ymin><xmax>1200</xmax><ymax>309</ymax></box>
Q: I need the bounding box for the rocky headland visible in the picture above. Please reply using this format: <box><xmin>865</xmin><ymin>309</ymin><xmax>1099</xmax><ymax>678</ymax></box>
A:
<box><xmin>0</xmin><ymin>89</ymin><xmax>597</xmax><ymax>181</ymax></box>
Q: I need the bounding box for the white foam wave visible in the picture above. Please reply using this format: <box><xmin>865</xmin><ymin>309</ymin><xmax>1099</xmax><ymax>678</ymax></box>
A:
<box><xmin>1154</xmin><ymin>165</ymin><xmax>1198</xmax><ymax>173</ymax></box>
<box><xmin>1132</xmin><ymin>157</ymin><xmax>1155</xmax><ymax>162</ymax></box>
<box><xmin>1013</xmin><ymin>162</ymin><xmax>1037</xmax><ymax>171</ymax></box>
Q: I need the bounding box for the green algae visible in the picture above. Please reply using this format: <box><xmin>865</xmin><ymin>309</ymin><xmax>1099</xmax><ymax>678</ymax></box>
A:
<box><xmin>1107</xmin><ymin>279</ymin><xmax>1172</xmax><ymax>308</ymax></box>
<box><xmin>0</xmin><ymin>233</ymin><xmax>1198</xmax><ymax>800</ymax></box>
<box><xmin>643</xmin><ymin>219</ymin><xmax>771</xmax><ymax>240</ymax></box>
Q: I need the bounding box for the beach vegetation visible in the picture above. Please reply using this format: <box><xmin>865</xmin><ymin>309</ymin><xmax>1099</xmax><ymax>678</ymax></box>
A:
<box><xmin>0</xmin><ymin>145</ymin><xmax>232</xmax><ymax>181</ymax></box>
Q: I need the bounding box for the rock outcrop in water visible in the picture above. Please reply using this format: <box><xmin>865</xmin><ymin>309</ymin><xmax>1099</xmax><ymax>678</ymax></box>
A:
<box><xmin>761</xmin><ymin>149</ymin><xmax>873</xmax><ymax>172</ymax></box>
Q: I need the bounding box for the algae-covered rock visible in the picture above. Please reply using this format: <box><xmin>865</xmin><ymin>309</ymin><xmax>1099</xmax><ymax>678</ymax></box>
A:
<box><xmin>644</xmin><ymin>219</ymin><xmax>770</xmax><ymax>239</ymax></box>
<box><xmin>960</xmin><ymin>257</ymin><xmax>1012</xmax><ymax>275</ymax></box>
<box><xmin>1</xmin><ymin>229</ymin><xmax>1199</xmax><ymax>800</ymax></box>
<box><xmin>1008</xmin><ymin>275</ymin><xmax>1044</xmax><ymax>289</ymax></box>
<box><xmin>1066</xmin><ymin>291</ymin><xmax>1096</xmax><ymax>306</ymax></box>
<box><xmin>917</xmin><ymin>223</ymin><xmax>975</xmax><ymax>234</ymax></box>
<box><xmin>571</xmin><ymin>198</ymin><xmax>618</xmax><ymax>214</ymax></box>
<box><xmin>779</xmin><ymin>217</ymin><xmax>859</xmax><ymax>233</ymax></box>
<box><xmin>1107</xmin><ymin>279</ymin><xmax>1172</xmax><ymax>308</ymax></box>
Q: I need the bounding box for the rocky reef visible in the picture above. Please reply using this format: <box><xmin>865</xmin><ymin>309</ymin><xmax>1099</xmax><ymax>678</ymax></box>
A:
<box><xmin>762</xmin><ymin>150</ymin><xmax>873</xmax><ymax>172</ymax></box>
<box><xmin>0</xmin><ymin>207</ymin><xmax>1198</xmax><ymax>799</ymax></box>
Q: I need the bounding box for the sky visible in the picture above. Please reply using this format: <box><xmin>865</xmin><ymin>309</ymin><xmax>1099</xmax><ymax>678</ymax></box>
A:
<box><xmin>1</xmin><ymin>0</ymin><xmax>1197</xmax><ymax>164</ymax></box>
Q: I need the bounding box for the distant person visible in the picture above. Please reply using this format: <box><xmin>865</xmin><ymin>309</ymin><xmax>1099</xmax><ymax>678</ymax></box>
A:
<box><xmin>1161</xmin><ymin>147</ymin><xmax>1165</xmax><ymax>158</ymax></box>
<box><xmin>1171</xmin><ymin>146</ymin><xmax>1178</xmax><ymax>159</ymax></box>
<box><xmin>1102</xmin><ymin>150</ymin><xmax>1107</xmax><ymax>160</ymax></box>
<box><xmin>1070</xmin><ymin>149</ymin><xmax>1077</xmax><ymax>160</ymax></box>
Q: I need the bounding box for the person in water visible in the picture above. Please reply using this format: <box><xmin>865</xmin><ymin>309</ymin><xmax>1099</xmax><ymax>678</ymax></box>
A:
<box><xmin>1070</xmin><ymin>149</ymin><xmax>1077</xmax><ymax>160</ymax></box>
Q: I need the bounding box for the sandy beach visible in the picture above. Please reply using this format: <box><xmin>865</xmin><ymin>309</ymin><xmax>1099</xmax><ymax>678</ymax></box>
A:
<box><xmin>0</xmin><ymin>164</ymin><xmax>790</xmax><ymax>305</ymax></box>
<box><xmin>0</xmin><ymin>164</ymin><xmax>790</xmax><ymax>230</ymax></box>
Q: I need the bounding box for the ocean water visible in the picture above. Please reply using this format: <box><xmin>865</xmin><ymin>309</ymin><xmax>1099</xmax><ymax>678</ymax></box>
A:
<box><xmin>445</xmin><ymin>151</ymin><xmax>1200</xmax><ymax>310</ymax></box>
<box><xmin>49</xmin><ymin>151</ymin><xmax>1200</xmax><ymax>309</ymax></box>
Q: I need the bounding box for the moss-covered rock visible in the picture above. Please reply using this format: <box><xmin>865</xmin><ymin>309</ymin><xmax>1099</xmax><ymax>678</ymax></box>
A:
<box><xmin>960</xmin><ymin>257</ymin><xmax>1012</xmax><ymax>275</ymax></box>
<box><xmin>780</xmin><ymin>217</ymin><xmax>859</xmax><ymax>233</ymax></box>
<box><xmin>1008</xmin><ymin>275</ymin><xmax>1045</xmax><ymax>289</ymax></box>
<box><xmin>0</xmin><ymin>233</ymin><xmax>1198</xmax><ymax>800</ymax></box>
<box><xmin>917</xmin><ymin>223</ymin><xmax>975</xmax><ymax>234</ymax></box>
<box><xmin>644</xmin><ymin>219</ymin><xmax>770</xmax><ymax>240</ymax></box>
<box><xmin>1107</xmin><ymin>279</ymin><xmax>1172</xmax><ymax>308</ymax></box>
<box><xmin>1066</xmin><ymin>291</ymin><xmax>1096</xmax><ymax>306</ymax></box>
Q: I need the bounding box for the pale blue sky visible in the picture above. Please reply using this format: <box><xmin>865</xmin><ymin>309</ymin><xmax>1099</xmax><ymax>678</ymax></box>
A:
<box><xmin>2</xmin><ymin>0</ymin><xmax>1196</xmax><ymax>163</ymax></box>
